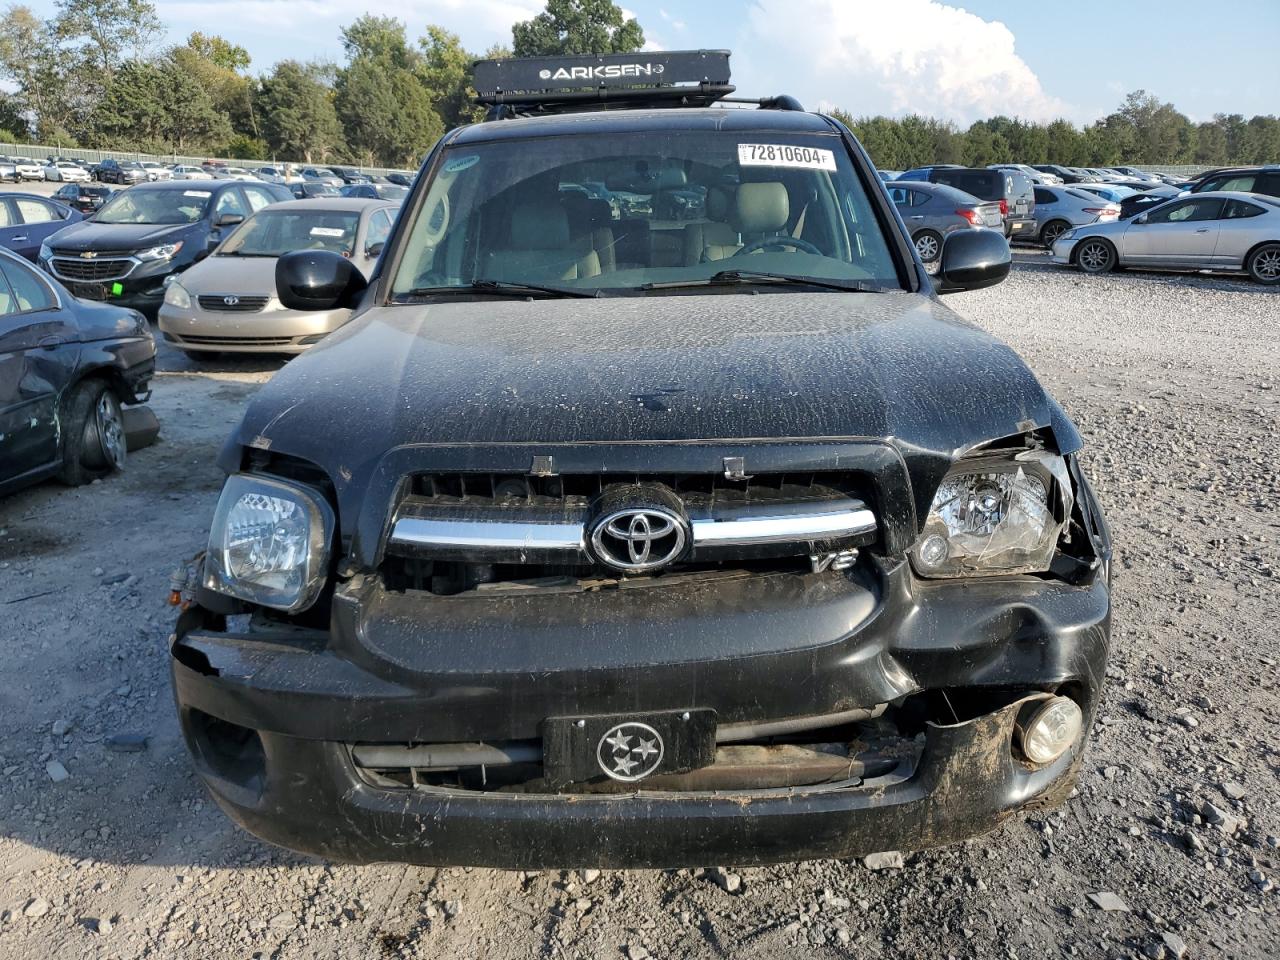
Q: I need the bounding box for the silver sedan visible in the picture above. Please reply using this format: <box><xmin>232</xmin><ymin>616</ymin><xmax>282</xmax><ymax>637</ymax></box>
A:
<box><xmin>1049</xmin><ymin>191</ymin><xmax>1280</xmax><ymax>284</ymax></box>
<box><xmin>886</xmin><ymin>181</ymin><xmax>1004</xmax><ymax>262</ymax></box>
<box><xmin>1029</xmin><ymin>185</ymin><xmax>1120</xmax><ymax>247</ymax></box>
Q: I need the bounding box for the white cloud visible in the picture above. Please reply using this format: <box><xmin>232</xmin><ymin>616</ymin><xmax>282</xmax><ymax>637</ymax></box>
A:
<box><xmin>736</xmin><ymin>0</ymin><xmax>1075</xmax><ymax>124</ymax></box>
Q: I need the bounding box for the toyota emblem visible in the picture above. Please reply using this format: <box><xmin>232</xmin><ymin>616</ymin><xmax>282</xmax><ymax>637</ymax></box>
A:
<box><xmin>589</xmin><ymin>506</ymin><xmax>687</xmax><ymax>573</ymax></box>
<box><xmin>222</xmin><ymin>295</ymin><xmax>240</xmax><ymax>306</ymax></box>
<box><xmin>597</xmin><ymin>722</ymin><xmax>664</xmax><ymax>781</ymax></box>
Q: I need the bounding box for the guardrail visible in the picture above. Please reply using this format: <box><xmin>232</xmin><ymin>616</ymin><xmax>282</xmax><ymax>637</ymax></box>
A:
<box><xmin>0</xmin><ymin>142</ymin><xmax>408</xmax><ymax>177</ymax></box>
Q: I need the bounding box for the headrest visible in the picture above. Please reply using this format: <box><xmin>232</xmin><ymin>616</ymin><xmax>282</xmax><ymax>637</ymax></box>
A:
<box><xmin>511</xmin><ymin>202</ymin><xmax>569</xmax><ymax>249</ymax></box>
<box><xmin>653</xmin><ymin>168</ymin><xmax>688</xmax><ymax>190</ymax></box>
<box><xmin>706</xmin><ymin>186</ymin><xmax>734</xmax><ymax>221</ymax></box>
<box><xmin>736</xmin><ymin>182</ymin><xmax>789</xmax><ymax>233</ymax></box>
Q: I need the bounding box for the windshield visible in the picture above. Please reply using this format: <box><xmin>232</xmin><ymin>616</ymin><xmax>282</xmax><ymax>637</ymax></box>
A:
<box><xmin>391</xmin><ymin>128</ymin><xmax>899</xmax><ymax>296</ymax></box>
<box><xmin>219</xmin><ymin>208</ymin><xmax>360</xmax><ymax>257</ymax></box>
<box><xmin>95</xmin><ymin>187</ymin><xmax>209</xmax><ymax>224</ymax></box>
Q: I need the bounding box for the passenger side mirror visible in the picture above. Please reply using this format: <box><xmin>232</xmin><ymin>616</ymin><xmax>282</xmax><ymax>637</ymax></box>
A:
<box><xmin>1134</xmin><ymin>214</ymin><xmax>1148</xmax><ymax>225</ymax></box>
<box><xmin>365</xmin><ymin>241</ymin><xmax>385</xmax><ymax>258</ymax></box>
<box><xmin>276</xmin><ymin>249</ymin><xmax>368</xmax><ymax>311</ymax></box>
<box><xmin>932</xmin><ymin>229</ymin><xmax>1011</xmax><ymax>295</ymax></box>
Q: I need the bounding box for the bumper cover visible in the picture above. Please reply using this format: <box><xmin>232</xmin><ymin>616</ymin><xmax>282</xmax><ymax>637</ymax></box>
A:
<box><xmin>184</xmin><ymin>695</ymin><xmax>1081</xmax><ymax>868</ymax></box>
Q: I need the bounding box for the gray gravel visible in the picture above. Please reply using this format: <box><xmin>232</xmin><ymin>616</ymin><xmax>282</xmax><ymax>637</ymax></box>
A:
<box><xmin>1</xmin><ymin>251</ymin><xmax>1277</xmax><ymax>958</ymax></box>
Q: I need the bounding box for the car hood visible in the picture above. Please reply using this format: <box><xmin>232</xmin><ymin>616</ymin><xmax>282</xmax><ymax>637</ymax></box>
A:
<box><xmin>48</xmin><ymin>220</ymin><xmax>197</xmax><ymax>252</ymax></box>
<box><xmin>230</xmin><ymin>291</ymin><xmax>1080</xmax><ymax>486</ymax></box>
<box><xmin>178</xmin><ymin>255</ymin><xmax>277</xmax><ymax>294</ymax></box>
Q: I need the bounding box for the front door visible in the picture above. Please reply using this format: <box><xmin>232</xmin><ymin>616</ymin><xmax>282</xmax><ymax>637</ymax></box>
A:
<box><xmin>1123</xmin><ymin>197</ymin><xmax>1224</xmax><ymax>267</ymax></box>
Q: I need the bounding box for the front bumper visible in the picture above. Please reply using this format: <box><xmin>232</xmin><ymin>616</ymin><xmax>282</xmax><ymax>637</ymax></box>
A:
<box><xmin>172</xmin><ymin>555</ymin><xmax>1111</xmax><ymax>866</ymax></box>
<box><xmin>1049</xmin><ymin>237</ymin><xmax>1079</xmax><ymax>265</ymax></box>
<box><xmin>158</xmin><ymin>301</ymin><xmax>351</xmax><ymax>354</ymax></box>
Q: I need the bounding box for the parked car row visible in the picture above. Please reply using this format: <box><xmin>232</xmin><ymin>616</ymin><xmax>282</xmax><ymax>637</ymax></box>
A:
<box><xmin>880</xmin><ymin>161</ymin><xmax>1280</xmax><ymax>282</ymax></box>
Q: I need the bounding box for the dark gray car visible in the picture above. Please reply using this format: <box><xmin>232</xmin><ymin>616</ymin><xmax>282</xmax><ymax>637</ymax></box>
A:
<box><xmin>887</xmin><ymin>182</ymin><xmax>1004</xmax><ymax>262</ymax></box>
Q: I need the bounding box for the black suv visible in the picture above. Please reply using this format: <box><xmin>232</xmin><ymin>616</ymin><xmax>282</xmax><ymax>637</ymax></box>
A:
<box><xmin>926</xmin><ymin>167</ymin><xmax>1036</xmax><ymax>239</ymax></box>
<box><xmin>95</xmin><ymin>159</ymin><xmax>149</xmax><ymax>185</ymax></box>
<box><xmin>170</xmin><ymin>51</ymin><xmax>1112</xmax><ymax>869</ymax></box>
<box><xmin>1189</xmin><ymin>165</ymin><xmax>1280</xmax><ymax>199</ymax></box>
<box><xmin>38</xmin><ymin>180</ymin><xmax>292</xmax><ymax>316</ymax></box>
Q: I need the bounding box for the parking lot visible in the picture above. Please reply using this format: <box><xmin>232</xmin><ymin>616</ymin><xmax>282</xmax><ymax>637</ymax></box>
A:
<box><xmin>1</xmin><ymin>245</ymin><xmax>1275</xmax><ymax>958</ymax></box>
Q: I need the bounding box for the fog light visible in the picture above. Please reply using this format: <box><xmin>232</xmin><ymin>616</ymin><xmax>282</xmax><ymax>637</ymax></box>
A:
<box><xmin>1017</xmin><ymin>696</ymin><xmax>1082</xmax><ymax>765</ymax></box>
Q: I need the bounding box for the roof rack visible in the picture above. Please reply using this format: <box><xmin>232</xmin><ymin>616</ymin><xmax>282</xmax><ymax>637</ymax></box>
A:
<box><xmin>474</xmin><ymin>50</ymin><xmax>786</xmax><ymax>120</ymax></box>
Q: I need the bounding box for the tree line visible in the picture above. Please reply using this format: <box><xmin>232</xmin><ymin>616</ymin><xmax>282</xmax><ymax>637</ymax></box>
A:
<box><xmin>0</xmin><ymin>0</ymin><xmax>1275</xmax><ymax>171</ymax></box>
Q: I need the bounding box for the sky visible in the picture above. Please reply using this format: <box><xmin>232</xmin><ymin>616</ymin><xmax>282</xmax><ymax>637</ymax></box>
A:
<box><xmin>27</xmin><ymin>0</ymin><xmax>1280</xmax><ymax>125</ymax></box>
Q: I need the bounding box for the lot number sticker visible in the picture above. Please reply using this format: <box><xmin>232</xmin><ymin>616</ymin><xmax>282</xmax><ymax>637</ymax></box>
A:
<box><xmin>738</xmin><ymin>144</ymin><xmax>836</xmax><ymax>171</ymax></box>
<box><xmin>310</xmin><ymin>227</ymin><xmax>346</xmax><ymax>237</ymax></box>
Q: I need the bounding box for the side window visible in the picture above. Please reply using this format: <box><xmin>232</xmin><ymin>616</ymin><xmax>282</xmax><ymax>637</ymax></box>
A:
<box><xmin>15</xmin><ymin>199</ymin><xmax>61</xmax><ymax>224</ymax></box>
<box><xmin>1214</xmin><ymin>175</ymin><xmax>1257</xmax><ymax>193</ymax></box>
<box><xmin>366</xmin><ymin>209</ymin><xmax>392</xmax><ymax>250</ymax></box>
<box><xmin>907</xmin><ymin>190</ymin><xmax>931</xmax><ymax>208</ymax></box>
<box><xmin>888</xmin><ymin>187</ymin><xmax>909</xmax><ymax>206</ymax></box>
<box><xmin>1224</xmin><ymin>200</ymin><xmax>1265</xmax><ymax>220</ymax></box>
<box><xmin>242</xmin><ymin>187</ymin><xmax>274</xmax><ymax>212</ymax></box>
<box><xmin>0</xmin><ymin>258</ymin><xmax>56</xmax><ymax>312</ymax></box>
<box><xmin>1034</xmin><ymin>188</ymin><xmax>1055</xmax><ymax>205</ymax></box>
<box><xmin>1148</xmin><ymin>199</ymin><xmax>1224</xmax><ymax>223</ymax></box>
<box><xmin>1258</xmin><ymin>173</ymin><xmax>1280</xmax><ymax>197</ymax></box>
<box><xmin>0</xmin><ymin>199</ymin><xmax>14</xmax><ymax>227</ymax></box>
<box><xmin>214</xmin><ymin>189</ymin><xmax>250</xmax><ymax>219</ymax></box>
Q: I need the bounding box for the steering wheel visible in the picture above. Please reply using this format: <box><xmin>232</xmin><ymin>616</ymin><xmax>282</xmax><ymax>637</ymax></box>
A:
<box><xmin>732</xmin><ymin>236</ymin><xmax>823</xmax><ymax>257</ymax></box>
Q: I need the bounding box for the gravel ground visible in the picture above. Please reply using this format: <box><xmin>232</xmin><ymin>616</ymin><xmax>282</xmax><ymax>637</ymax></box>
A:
<box><xmin>1</xmin><ymin>252</ymin><xmax>1277</xmax><ymax>959</ymax></box>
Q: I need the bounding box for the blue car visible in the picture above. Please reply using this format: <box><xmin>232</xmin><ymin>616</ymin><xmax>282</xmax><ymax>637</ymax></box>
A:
<box><xmin>0</xmin><ymin>193</ymin><xmax>82</xmax><ymax>262</ymax></box>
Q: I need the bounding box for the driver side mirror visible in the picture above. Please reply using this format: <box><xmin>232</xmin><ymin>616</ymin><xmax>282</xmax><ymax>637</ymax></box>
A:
<box><xmin>365</xmin><ymin>241</ymin><xmax>385</xmax><ymax>258</ymax></box>
<box><xmin>1134</xmin><ymin>214</ymin><xmax>1148</xmax><ymax>224</ymax></box>
<box><xmin>932</xmin><ymin>229</ymin><xmax>1010</xmax><ymax>295</ymax></box>
<box><xmin>276</xmin><ymin>249</ymin><xmax>368</xmax><ymax>311</ymax></box>
<box><xmin>216</xmin><ymin>213</ymin><xmax>244</xmax><ymax>227</ymax></box>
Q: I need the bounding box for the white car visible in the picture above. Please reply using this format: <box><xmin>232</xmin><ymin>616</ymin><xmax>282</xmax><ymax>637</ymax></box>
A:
<box><xmin>15</xmin><ymin>158</ymin><xmax>44</xmax><ymax>181</ymax></box>
<box><xmin>219</xmin><ymin>167</ymin><xmax>262</xmax><ymax>182</ymax></box>
<box><xmin>171</xmin><ymin>164</ymin><xmax>214</xmax><ymax>180</ymax></box>
<box><xmin>42</xmin><ymin>160</ymin><xmax>91</xmax><ymax>182</ymax></box>
<box><xmin>139</xmin><ymin>161</ymin><xmax>172</xmax><ymax>181</ymax></box>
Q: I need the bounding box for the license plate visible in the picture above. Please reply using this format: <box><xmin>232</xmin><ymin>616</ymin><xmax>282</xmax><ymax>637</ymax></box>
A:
<box><xmin>542</xmin><ymin>709</ymin><xmax>716</xmax><ymax>787</ymax></box>
<box><xmin>71</xmin><ymin>282</ymin><xmax>107</xmax><ymax>300</ymax></box>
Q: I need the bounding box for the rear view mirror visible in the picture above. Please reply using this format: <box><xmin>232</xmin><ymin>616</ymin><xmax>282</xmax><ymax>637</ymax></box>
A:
<box><xmin>933</xmin><ymin>229</ymin><xmax>1010</xmax><ymax>295</ymax></box>
<box><xmin>276</xmin><ymin>249</ymin><xmax>368</xmax><ymax>311</ymax></box>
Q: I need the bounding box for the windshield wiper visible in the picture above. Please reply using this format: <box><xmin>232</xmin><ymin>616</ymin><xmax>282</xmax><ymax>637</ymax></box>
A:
<box><xmin>642</xmin><ymin>271</ymin><xmax>881</xmax><ymax>293</ymax></box>
<box><xmin>395</xmin><ymin>279</ymin><xmax>602</xmax><ymax>300</ymax></box>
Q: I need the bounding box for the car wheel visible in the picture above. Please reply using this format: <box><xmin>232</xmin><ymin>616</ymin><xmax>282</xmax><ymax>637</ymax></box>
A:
<box><xmin>913</xmin><ymin>230</ymin><xmax>943</xmax><ymax>263</ymax></box>
<box><xmin>1040</xmin><ymin>220</ymin><xmax>1070</xmax><ymax>247</ymax></box>
<box><xmin>1247</xmin><ymin>243</ymin><xmax>1280</xmax><ymax>285</ymax></box>
<box><xmin>58</xmin><ymin>379</ymin><xmax>127</xmax><ymax>486</ymax></box>
<box><xmin>1076</xmin><ymin>238</ymin><xmax>1117</xmax><ymax>274</ymax></box>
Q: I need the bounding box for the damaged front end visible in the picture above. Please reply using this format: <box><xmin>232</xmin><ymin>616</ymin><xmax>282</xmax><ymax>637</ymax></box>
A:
<box><xmin>169</xmin><ymin>423</ymin><xmax>1111</xmax><ymax>868</ymax></box>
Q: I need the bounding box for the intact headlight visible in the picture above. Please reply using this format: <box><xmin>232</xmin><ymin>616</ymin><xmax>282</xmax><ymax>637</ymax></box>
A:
<box><xmin>39</xmin><ymin>241</ymin><xmax>52</xmax><ymax>263</ymax></box>
<box><xmin>137</xmin><ymin>241</ymin><xmax>183</xmax><ymax>261</ymax></box>
<box><xmin>163</xmin><ymin>278</ymin><xmax>190</xmax><ymax>308</ymax></box>
<box><xmin>204</xmin><ymin>474</ymin><xmax>335</xmax><ymax>612</ymax></box>
<box><xmin>911</xmin><ymin>450</ymin><xmax>1073</xmax><ymax>578</ymax></box>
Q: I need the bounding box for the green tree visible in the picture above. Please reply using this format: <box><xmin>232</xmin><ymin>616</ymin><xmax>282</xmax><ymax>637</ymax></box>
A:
<box><xmin>170</xmin><ymin>32</ymin><xmax>258</xmax><ymax>142</ymax></box>
<box><xmin>0</xmin><ymin>5</ymin><xmax>79</xmax><ymax>141</ymax></box>
<box><xmin>512</xmin><ymin>0</ymin><xmax>644</xmax><ymax>57</ymax></box>
<box><xmin>419</xmin><ymin>25</ymin><xmax>482</xmax><ymax>129</ymax></box>
<box><xmin>53</xmin><ymin>0</ymin><xmax>161</xmax><ymax>75</ymax></box>
<box><xmin>257</xmin><ymin>60</ymin><xmax>343</xmax><ymax>163</ymax></box>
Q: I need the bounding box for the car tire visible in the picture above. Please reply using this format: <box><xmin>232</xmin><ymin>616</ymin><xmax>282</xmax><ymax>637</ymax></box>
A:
<box><xmin>1075</xmin><ymin>238</ymin><xmax>1117</xmax><ymax>274</ymax></box>
<box><xmin>58</xmin><ymin>379</ymin><xmax>127</xmax><ymax>486</ymax></box>
<box><xmin>1040</xmin><ymin>220</ymin><xmax>1071</xmax><ymax>247</ymax></box>
<box><xmin>1246</xmin><ymin>243</ymin><xmax>1280</xmax><ymax>285</ymax></box>
<box><xmin>913</xmin><ymin>230</ymin><xmax>943</xmax><ymax>263</ymax></box>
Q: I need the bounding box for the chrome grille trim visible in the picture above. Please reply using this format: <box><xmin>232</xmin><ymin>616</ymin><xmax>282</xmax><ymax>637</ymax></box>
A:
<box><xmin>690</xmin><ymin>508</ymin><xmax>876</xmax><ymax>546</ymax></box>
<box><xmin>49</xmin><ymin>256</ymin><xmax>138</xmax><ymax>283</ymax></box>
<box><xmin>390</xmin><ymin>518</ymin><xmax>585</xmax><ymax>554</ymax></box>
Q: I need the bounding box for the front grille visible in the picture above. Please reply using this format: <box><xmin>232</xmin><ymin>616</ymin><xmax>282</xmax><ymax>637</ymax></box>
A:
<box><xmin>179</xmin><ymin>334</ymin><xmax>294</xmax><ymax>347</ymax></box>
<box><xmin>49</xmin><ymin>256</ymin><xmax>134</xmax><ymax>282</ymax></box>
<box><xmin>197</xmin><ymin>295</ymin><xmax>269</xmax><ymax>313</ymax></box>
<box><xmin>383</xmin><ymin>471</ymin><xmax>878</xmax><ymax>595</ymax></box>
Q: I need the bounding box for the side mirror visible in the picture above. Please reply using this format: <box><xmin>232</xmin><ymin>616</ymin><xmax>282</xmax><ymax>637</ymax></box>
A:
<box><xmin>1134</xmin><ymin>214</ymin><xmax>1148</xmax><ymax>224</ymax></box>
<box><xmin>365</xmin><ymin>241</ymin><xmax>385</xmax><ymax>258</ymax></box>
<box><xmin>276</xmin><ymin>249</ymin><xmax>368</xmax><ymax>311</ymax></box>
<box><xmin>216</xmin><ymin>213</ymin><xmax>244</xmax><ymax>227</ymax></box>
<box><xmin>932</xmin><ymin>229</ymin><xmax>1011</xmax><ymax>295</ymax></box>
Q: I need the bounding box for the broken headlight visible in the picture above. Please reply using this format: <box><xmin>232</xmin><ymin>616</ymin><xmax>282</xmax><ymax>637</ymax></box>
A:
<box><xmin>204</xmin><ymin>474</ymin><xmax>334</xmax><ymax>612</ymax></box>
<box><xmin>911</xmin><ymin>450</ymin><xmax>1072</xmax><ymax>578</ymax></box>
